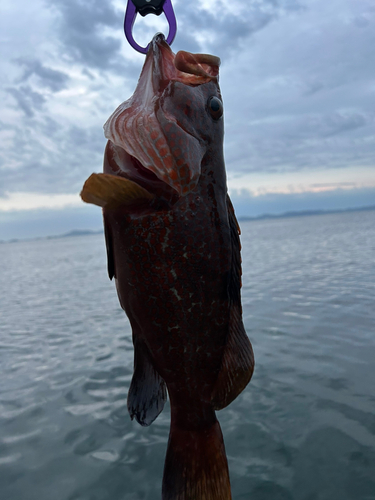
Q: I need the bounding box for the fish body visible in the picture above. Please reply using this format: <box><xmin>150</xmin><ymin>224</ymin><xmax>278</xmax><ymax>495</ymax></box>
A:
<box><xmin>81</xmin><ymin>35</ymin><xmax>254</xmax><ymax>500</ymax></box>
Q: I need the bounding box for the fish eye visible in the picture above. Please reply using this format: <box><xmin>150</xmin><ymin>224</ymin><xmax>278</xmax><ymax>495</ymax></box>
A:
<box><xmin>207</xmin><ymin>96</ymin><xmax>223</xmax><ymax>120</ymax></box>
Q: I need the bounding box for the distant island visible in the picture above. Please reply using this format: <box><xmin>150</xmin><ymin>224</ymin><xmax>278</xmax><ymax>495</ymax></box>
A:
<box><xmin>46</xmin><ymin>229</ymin><xmax>104</xmax><ymax>239</ymax></box>
<box><xmin>1</xmin><ymin>205</ymin><xmax>374</xmax><ymax>244</ymax></box>
<box><xmin>0</xmin><ymin>229</ymin><xmax>103</xmax><ymax>245</ymax></box>
<box><xmin>237</xmin><ymin>204</ymin><xmax>375</xmax><ymax>222</ymax></box>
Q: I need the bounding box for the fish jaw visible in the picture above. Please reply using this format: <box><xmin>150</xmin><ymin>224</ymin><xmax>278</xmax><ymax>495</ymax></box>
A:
<box><xmin>103</xmin><ymin>34</ymin><xmax>221</xmax><ymax>197</ymax></box>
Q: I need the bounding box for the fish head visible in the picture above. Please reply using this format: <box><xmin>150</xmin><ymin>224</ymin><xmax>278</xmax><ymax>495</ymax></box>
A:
<box><xmin>103</xmin><ymin>34</ymin><xmax>223</xmax><ymax>201</ymax></box>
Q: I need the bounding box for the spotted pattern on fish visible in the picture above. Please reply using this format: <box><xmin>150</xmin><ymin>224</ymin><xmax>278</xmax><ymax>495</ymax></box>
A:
<box><xmin>106</xmin><ymin>175</ymin><xmax>230</xmax><ymax>401</ymax></box>
<box><xmin>96</xmin><ymin>35</ymin><xmax>254</xmax><ymax>500</ymax></box>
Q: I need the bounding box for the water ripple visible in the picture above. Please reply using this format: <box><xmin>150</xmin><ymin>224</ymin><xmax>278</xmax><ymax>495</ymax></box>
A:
<box><xmin>0</xmin><ymin>212</ymin><xmax>375</xmax><ymax>499</ymax></box>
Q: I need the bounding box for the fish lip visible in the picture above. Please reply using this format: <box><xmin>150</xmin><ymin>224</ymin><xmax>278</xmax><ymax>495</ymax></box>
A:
<box><xmin>150</xmin><ymin>33</ymin><xmax>220</xmax><ymax>94</ymax></box>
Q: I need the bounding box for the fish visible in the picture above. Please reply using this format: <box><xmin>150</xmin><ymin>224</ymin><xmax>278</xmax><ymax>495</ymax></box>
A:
<box><xmin>81</xmin><ymin>34</ymin><xmax>254</xmax><ymax>500</ymax></box>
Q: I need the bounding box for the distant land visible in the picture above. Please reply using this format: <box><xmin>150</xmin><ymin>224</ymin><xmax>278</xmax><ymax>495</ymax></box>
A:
<box><xmin>47</xmin><ymin>229</ymin><xmax>103</xmax><ymax>239</ymax></box>
<box><xmin>237</xmin><ymin>204</ymin><xmax>375</xmax><ymax>221</ymax></box>
<box><xmin>1</xmin><ymin>204</ymin><xmax>374</xmax><ymax>244</ymax></box>
<box><xmin>0</xmin><ymin>229</ymin><xmax>103</xmax><ymax>244</ymax></box>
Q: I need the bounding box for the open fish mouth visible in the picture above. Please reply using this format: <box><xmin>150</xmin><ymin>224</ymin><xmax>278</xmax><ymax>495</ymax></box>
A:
<box><xmin>103</xmin><ymin>34</ymin><xmax>220</xmax><ymax>198</ymax></box>
<box><xmin>103</xmin><ymin>140</ymin><xmax>179</xmax><ymax>204</ymax></box>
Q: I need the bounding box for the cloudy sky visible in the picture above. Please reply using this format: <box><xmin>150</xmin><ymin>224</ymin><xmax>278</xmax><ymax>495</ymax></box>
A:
<box><xmin>1</xmin><ymin>0</ymin><xmax>374</xmax><ymax>239</ymax></box>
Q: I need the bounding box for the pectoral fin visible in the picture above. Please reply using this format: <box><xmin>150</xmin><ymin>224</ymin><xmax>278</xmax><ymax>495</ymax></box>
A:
<box><xmin>80</xmin><ymin>173</ymin><xmax>154</xmax><ymax>208</ymax></box>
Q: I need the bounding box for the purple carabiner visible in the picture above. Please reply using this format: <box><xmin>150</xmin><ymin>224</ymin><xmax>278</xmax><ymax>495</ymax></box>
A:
<box><xmin>124</xmin><ymin>0</ymin><xmax>177</xmax><ymax>54</ymax></box>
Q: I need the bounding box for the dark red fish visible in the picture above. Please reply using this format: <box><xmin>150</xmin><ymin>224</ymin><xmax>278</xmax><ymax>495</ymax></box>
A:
<box><xmin>81</xmin><ymin>34</ymin><xmax>254</xmax><ymax>500</ymax></box>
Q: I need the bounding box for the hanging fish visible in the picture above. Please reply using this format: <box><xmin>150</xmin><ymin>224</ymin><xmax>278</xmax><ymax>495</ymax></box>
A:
<box><xmin>81</xmin><ymin>34</ymin><xmax>254</xmax><ymax>500</ymax></box>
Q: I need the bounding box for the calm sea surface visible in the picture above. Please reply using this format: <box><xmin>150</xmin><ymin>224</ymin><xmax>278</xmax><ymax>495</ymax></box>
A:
<box><xmin>0</xmin><ymin>210</ymin><xmax>374</xmax><ymax>500</ymax></box>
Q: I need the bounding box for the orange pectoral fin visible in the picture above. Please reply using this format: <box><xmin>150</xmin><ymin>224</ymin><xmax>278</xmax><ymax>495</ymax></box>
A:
<box><xmin>80</xmin><ymin>173</ymin><xmax>154</xmax><ymax>208</ymax></box>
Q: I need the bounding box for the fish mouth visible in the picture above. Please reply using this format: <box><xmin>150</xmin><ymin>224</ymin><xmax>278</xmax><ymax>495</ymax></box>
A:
<box><xmin>104</xmin><ymin>140</ymin><xmax>179</xmax><ymax>206</ymax></box>
<box><xmin>149</xmin><ymin>33</ymin><xmax>220</xmax><ymax>92</ymax></box>
<box><xmin>103</xmin><ymin>34</ymin><xmax>220</xmax><ymax>198</ymax></box>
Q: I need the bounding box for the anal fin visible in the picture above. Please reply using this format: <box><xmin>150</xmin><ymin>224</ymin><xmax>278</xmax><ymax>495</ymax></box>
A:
<box><xmin>128</xmin><ymin>339</ymin><xmax>167</xmax><ymax>426</ymax></box>
<box><xmin>211</xmin><ymin>305</ymin><xmax>254</xmax><ymax>410</ymax></box>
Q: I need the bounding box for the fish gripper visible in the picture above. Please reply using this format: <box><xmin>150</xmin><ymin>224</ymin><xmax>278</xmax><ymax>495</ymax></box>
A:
<box><xmin>124</xmin><ymin>0</ymin><xmax>177</xmax><ymax>54</ymax></box>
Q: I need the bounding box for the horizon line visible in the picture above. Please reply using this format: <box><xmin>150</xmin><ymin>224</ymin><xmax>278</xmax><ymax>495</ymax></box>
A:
<box><xmin>1</xmin><ymin>204</ymin><xmax>374</xmax><ymax>244</ymax></box>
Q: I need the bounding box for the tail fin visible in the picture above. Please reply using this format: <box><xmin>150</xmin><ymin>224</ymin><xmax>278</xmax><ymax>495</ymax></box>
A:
<box><xmin>162</xmin><ymin>419</ymin><xmax>232</xmax><ymax>500</ymax></box>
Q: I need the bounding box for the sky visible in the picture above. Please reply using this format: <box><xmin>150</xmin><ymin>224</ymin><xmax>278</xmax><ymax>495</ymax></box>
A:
<box><xmin>0</xmin><ymin>0</ymin><xmax>374</xmax><ymax>240</ymax></box>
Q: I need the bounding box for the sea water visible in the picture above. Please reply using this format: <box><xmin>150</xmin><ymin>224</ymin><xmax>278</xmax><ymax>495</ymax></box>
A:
<box><xmin>0</xmin><ymin>210</ymin><xmax>374</xmax><ymax>500</ymax></box>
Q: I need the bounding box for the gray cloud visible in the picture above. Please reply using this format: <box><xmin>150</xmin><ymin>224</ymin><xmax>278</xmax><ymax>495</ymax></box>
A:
<box><xmin>1</xmin><ymin>0</ymin><xmax>375</xmax><ymax>238</ymax></box>
<box><xmin>237</xmin><ymin>121</ymin><xmax>375</xmax><ymax>173</ymax></box>
<box><xmin>217</xmin><ymin>0</ymin><xmax>375</xmax><ymax>174</ymax></box>
<box><xmin>47</xmin><ymin>0</ymin><xmax>122</xmax><ymax>69</ymax></box>
<box><xmin>15</xmin><ymin>58</ymin><xmax>70</xmax><ymax>92</ymax></box>
<box><xmin>0</xmin><ymin>116</ymin><xmax>106</xmax><ymax>195</ymax></box>
<box><xmin>174</xmin><ymin>0</ymin><xmax>303</xmax><ymax>56</ymax></box>
<box><xmin>7</xmin><ymin>86</ymin><xmax>46</xmax><ymax>118</ymax></box>
<box><xmin>303</xmin><ymin>111</ymin><xmax>372</xmax><ymax>138</ymax></box>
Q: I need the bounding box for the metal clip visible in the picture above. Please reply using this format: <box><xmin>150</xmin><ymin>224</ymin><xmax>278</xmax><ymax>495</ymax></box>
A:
<box><xmin>124</xmin><ymin>0</ymin><xmax>177</xmax><ymax>54</ymax></box>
